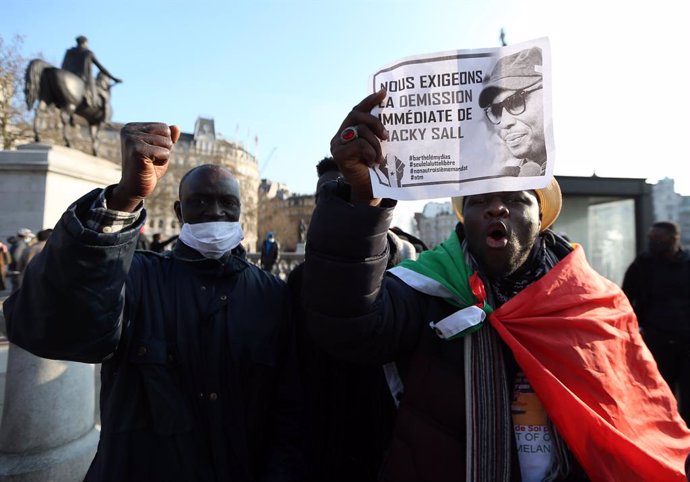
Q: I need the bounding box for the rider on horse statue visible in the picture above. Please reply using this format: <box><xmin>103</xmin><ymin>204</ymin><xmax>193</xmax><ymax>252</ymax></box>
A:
<box><xmin>24</xmin><ymin>35</ymin><xmax>122</xmax><ymax>156</ymax></box>
<box><xmin>61</xmin><ymin>36</ymin><xmax>122</xmax><ymax>110</ymax></box>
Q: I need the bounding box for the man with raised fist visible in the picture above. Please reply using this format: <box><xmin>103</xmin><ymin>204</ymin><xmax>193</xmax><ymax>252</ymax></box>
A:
<box><xmin>4</xmin><ymin>123</ymin><xmax>303</xmax><ymax>481</ymax></box>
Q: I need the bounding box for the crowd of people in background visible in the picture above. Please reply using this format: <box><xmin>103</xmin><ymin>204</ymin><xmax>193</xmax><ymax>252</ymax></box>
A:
<box><xmin>0</xmin><ymin>228</ymin><xmax>53</xmax><ymax>293</ymax></box>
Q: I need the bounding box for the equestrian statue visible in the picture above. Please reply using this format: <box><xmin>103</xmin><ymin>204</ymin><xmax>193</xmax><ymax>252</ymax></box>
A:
<box><xmin>24</xmin><ymin>36</ymin><xmax>122</xmax><ymax>157</ymax></box>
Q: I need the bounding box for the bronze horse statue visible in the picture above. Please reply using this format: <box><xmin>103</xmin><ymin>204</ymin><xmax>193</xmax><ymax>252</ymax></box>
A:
<box><xmin>24</xmin><ymin>59</ymin><xmax>118</xmax><ymax>156</ymax></box>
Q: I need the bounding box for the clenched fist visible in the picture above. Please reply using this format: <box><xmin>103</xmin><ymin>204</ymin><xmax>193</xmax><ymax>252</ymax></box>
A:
<box><xmin>108</xmin><ymin>122</ymin><xmax>181</xmax><ymax>212</ymax></box>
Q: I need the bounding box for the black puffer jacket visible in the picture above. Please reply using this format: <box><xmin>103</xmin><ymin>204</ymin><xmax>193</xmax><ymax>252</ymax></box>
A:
<box><xmin>303</xmin><ymin>182</ymin><xmax>588</xmax><ymax>482</ymax></box>
<box><xmin>4</xmin><ymin>189</ymin><xmax>303</xmax><ymax>482</ymax></box>
<box><xmin>303</xmin><ymin>182</ymin><xmax>480</xmax><ymax>482</ymax></box>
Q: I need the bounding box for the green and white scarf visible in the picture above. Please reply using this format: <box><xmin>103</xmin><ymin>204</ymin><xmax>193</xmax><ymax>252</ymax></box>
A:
<box><xmin>389</xmin><ymin>230</ymin><xmax>493</xmax><ymax>340</ymax></box>
<box><xmin>388</xmin><ymin>230</ymin><xmax>513</xmax><ymax>482</ymax></box>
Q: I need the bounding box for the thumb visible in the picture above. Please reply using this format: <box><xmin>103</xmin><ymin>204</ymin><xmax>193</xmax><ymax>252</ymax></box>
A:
<box><xmin>169</xmin><ymin>125</ymin><xmax>181</xmax><ymax>144</ymax></box>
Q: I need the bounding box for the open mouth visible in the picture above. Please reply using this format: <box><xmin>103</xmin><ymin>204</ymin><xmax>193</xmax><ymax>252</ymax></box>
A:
<box><xmin>486</xmin><ymin>223</ymin><xmax>508</xmax><ymax>248</ymax></box>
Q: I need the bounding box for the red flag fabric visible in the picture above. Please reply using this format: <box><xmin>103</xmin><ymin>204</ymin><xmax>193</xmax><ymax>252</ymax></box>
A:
<box><xmin>490</xmin><ymin>245</ymin><xmax>690</xmax><ymax>482</ymax></box>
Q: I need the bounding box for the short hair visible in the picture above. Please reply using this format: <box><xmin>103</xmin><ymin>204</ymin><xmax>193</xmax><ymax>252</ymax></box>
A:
<box><xmin>316</xmin><ymin>157</ymin><xmax>339</xmax><ymax>178</ymax></box>
<box><xmin>76</xmin><ymin>35</ymin><xmax>88</xmax><ymax>45</ymax></box>
<box><xmin>652</xmin><ymin>221</ymin><xmax>680</xmax><ymax>236</ymax></box>
<box><xmin>178</xmin><ymin>164</ymin><xmax>235</xmax><ymax>198</ymax></box>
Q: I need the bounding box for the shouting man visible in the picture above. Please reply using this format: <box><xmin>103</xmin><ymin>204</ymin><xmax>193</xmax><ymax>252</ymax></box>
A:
<box><xmin>302</xmin><ymin>90</ymin><xmax>690</xmax><ymax>481</ymax></box>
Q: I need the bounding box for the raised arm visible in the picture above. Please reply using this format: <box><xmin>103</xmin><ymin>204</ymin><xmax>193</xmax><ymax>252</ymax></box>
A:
<box><xmin>91</xmin><ymin>53</ymin><xmax>122</xmax><ymax>83</ymax></box>
<box><xmin>3</xmin><ymin>123</ymin><xmax>179</xmax><ymax>362</ymax></box>
<box><xmin>303</xmin><ymin>90</ymin><xmax>426</xmax><ymax>364</ymax></box>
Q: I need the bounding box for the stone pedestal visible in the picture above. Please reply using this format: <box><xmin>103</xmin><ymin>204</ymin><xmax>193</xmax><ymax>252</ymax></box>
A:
<box><xmin>0</xmin><ymin>345</ymin><xmax>98</xmax><ymax>481</ymax></box>
<box><xmin>0</xmin><ymin>145</ymin><xmax>114</xmax><ymax>480</ymax></box>
<box><xmin>0</xmin><ymin>143</ymin><xmax>121</xmax><ymax>242</ymax></box>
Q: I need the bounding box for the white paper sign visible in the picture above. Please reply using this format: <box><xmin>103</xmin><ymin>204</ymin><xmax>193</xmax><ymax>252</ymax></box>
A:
<box><xmin>368</xmin><ymin>37</ymin><xmax>554</xmax><ymax>200</ymax></box>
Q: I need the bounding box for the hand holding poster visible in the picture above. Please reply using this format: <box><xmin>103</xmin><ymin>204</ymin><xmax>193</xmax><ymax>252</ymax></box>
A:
<box><xmin>368</xmin><ymin>37</ymin><xmax>554</xmax><ymax>200</ymax></box>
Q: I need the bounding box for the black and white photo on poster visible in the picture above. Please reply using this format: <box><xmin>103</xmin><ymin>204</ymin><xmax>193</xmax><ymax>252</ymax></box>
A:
<box><xmin>369</xmin><ymin>37</ymin><xmax>554</xmax><ymax>200</ymax></box>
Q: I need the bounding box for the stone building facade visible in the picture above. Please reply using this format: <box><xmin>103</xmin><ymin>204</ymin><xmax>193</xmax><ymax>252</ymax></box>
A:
<box><xmin>414</xmin><ymin>201</ymin><xmax>456</xmax><ymax>248</ymax></box>
<box><xmin>652</xmin><ymin>177</ymin><xmax>682</xmax><ymax>223</ymax></box>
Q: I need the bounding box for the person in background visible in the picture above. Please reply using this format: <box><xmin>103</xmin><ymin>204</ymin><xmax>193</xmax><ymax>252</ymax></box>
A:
<box><xmin>0</xmin><ymin>240</ymin><xmax>10</xmax><ymax>291</ymax></box>
<box><xmin>623</xmin><ymin>220</ymin><xmax>690</xmax><ymax>425</ymax></box>
<box><xmin>16</xmin><ymin>228</ymin><xmax>52</xmax><ymax>287</ymax></box>
<box><xmin>261</xmin><ymin>231</ymin><xmax>279</xmax><ymax>272</ymax></box>
<box><xmin>149</xmin><ymin>232</ymin><xmax>179</xmax><ymax>253</ymax></box>
<box><xmin>9</xmin><ymin>228</ymin><xmax>33</xmax><ymax>293</ymax></box>
<box><xmin>289</xmin><ymin>156</ymin><xmax>417</xmax><ymax>482</ymax></box>
<box><xmin>135</xmin><ymin>225</ymin><xmax>149</xmax><ymax>250</ymax></box>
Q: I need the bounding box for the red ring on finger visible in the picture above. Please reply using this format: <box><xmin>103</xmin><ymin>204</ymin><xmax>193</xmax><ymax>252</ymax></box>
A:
<box><xmin>339</xmin><ymin>126</ymin><xmax>359</xmax><ymax>144</ymax></box>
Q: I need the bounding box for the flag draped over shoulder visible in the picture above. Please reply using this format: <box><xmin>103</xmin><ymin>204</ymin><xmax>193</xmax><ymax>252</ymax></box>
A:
<box><xmin>393</xmin><ymin>230</ymin><xmax>484</xmax><ymax>310</ymax></box>
<box><xmin>490</xmin><ymin>245</ymin><xmax>690</xmax><ymax>481</ymax></box>
<box><xmin>390</xmin><ymin>232</ymin><xmax>492</xmax><ymax>340</ymax></box>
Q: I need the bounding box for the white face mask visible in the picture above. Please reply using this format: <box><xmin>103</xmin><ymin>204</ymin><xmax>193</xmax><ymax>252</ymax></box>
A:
<box><xmin>178</xmin><ymin>221</ymin><xmax>244</xmax><ymax>259</ymax></box>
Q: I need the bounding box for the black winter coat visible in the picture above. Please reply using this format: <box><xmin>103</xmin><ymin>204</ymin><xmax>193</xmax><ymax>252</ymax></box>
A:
<box><xmin>302</xmin><ymin>182</ymin><xmax>588</xmax><ymax>482</ymax></box>
<box><xmin>622</xmin><ymin>249</ymin><xmax>690</xmax><ymax>336</ymax></box>
<box><xmin>302</xmin><ymin>183</ymin><xmax>482</xmax><ymax>481</ymax></box>
<box><xmin>3</xmin><ymin>189</ymin><xmax>303</xmax><ymax>482</ymax></box>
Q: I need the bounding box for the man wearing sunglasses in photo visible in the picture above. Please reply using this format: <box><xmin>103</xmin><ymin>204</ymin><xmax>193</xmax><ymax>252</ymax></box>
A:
<box><xmin>479</xmin><ymin>47</ymin><xmax>546</xmax><ymax>177</ymax></box>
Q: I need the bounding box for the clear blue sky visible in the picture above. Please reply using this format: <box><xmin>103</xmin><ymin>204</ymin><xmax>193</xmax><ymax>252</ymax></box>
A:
<box><xmin>3</xmin><ymin>0</ymin><xmax>690</xmax><ymax>227</ymax></box>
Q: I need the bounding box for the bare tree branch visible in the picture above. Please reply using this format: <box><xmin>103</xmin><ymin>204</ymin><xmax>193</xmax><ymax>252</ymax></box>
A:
<box><xmin>0</xmin><ymin>34</ymin><xmax>34</xmax><ymax>149</ymax></box>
